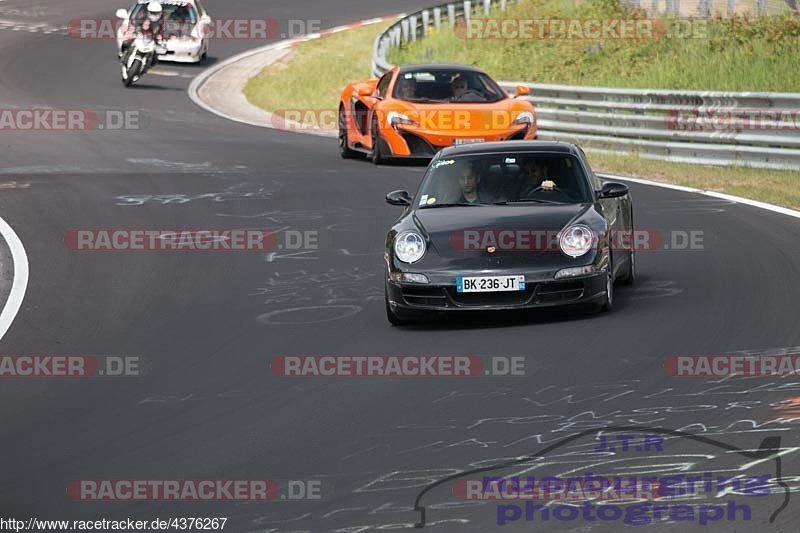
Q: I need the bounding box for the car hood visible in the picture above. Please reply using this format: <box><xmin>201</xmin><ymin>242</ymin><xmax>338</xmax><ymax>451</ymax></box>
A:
<box><xmin>412</xmin><ymin>203</ymin><xmax>593</xmax><ymax>269</ymax></box>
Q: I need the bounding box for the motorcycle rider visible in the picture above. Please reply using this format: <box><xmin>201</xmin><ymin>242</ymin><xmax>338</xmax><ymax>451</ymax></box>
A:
<box><xmin>121</xmin><ymin>1</ymin><xmax>166</xmax><ymax>69</ymax></box>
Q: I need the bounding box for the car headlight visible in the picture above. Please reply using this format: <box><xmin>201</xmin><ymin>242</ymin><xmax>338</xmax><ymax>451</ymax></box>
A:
<box><xmin>512</xmin><ymin>111</ymin><xmax>534</xmax><ymax>125</ymax></box>
<box><xmin>559</xmin><ymin>225</ymin><xmax>596</xmax><ymax>258</ymax></box>
<box><xmin>394</xmin><ymin>231</ymin><xmax>426</xmax><ymax>264</ymax></box>
<box><xmin>387</xmin><ymin>111</ymin><xmax>418</xmax><ymax>129</ymax></box>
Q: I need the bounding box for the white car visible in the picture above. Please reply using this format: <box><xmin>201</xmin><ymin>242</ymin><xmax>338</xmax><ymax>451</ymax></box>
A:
<box><xmin>116</xmin><ymin>0</ymin><xmax>210</xmax><ymax>64</ymax></box>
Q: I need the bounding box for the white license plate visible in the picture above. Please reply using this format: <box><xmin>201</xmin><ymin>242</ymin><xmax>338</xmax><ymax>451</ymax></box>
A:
<box><xmin>453</xmin><ymin>138</ymin><xmax>485</xmax><ymax>146</ymax></box>
<box><xmin>457</xmin><ymin>275</ymin><xmax>525</xmax><ymax>293</ymax></box>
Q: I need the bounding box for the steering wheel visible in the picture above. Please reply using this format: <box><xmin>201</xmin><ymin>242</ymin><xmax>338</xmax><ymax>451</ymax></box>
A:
<box><xmin>454</xmin><ymin>90</ymin><xmax>486</xmax><ymax>102</ymax></box>
<box><xmin>526</xmin><ymin>185</ymin><xmax>576</xmax><ymax>202</ymax></box>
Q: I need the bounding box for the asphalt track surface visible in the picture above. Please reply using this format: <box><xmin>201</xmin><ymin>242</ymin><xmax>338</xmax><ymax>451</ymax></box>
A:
<box><xmin>1</xmin><ymin>0</ymin><xmax>799</xmax><ymax>531</ymax></box>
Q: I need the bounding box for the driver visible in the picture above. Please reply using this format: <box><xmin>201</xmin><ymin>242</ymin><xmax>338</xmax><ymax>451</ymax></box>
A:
<box><xmin>121</xmin><ymin>1</ymin><xmax>166</xmax><ymax>63</ymax></box>
<box><xmin>399</xmin><ymin>78</ymin><xmax>417</xmax><ymax>99</ymax></box>
<box><xmin>519</xmin><ymin>159</ymin><xmax>556</xmax><ymax>198</ymax></box>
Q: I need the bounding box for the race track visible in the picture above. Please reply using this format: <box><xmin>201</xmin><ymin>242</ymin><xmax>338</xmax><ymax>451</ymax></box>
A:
<box><xmin>0</xmin><ymin>0</ymin><xmax>799</xmax><ymax>531</ymax></box>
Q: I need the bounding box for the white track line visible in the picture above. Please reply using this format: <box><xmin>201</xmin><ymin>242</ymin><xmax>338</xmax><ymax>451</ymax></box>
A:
<box><xmin>0</xmin><ymin>215</ymin><xmax>28</xmax><ymax>341</ymax></box>
<box><xmin>598</xmin><ymin>172</ymin><xmax>800</xmax><ymax>220</ymax></box>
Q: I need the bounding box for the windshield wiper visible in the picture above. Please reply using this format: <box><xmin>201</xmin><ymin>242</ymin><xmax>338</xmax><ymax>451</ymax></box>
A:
<box><xmin>419</xmin><ymin>202</ymin><xmax>480</xmax><ymax>209</ymax></box>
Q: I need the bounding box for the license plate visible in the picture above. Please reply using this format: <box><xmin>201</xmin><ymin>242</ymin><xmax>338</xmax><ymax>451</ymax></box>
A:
<box><xmin>457</xmin><ymin>275</ymin><xmax>525</xmax><ymax>293</ymax></box>
<box><xmin>453</xmin><ymin>138</ymin><xmax>485</xmax><ymax>146</ymax></box>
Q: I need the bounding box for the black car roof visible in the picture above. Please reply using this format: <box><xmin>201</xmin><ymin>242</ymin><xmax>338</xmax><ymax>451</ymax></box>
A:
<box><xmin>438</xmin><ymin>140</ymin><xmax>581</xmax><ymax>158</ymax></box>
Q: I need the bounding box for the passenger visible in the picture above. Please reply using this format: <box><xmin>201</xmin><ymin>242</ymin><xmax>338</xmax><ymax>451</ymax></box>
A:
<box><xmin>451</xmin><ymin>75</ymin><xmax>468</xmax><ymax>100</ymax></box>
<box><xmin>457</xmin><ymin>164</ymin><xmax>489</xmax><ymax>204</ymax></box>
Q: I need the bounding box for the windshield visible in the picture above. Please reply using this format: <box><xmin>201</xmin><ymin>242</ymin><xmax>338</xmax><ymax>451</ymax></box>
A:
<box><xmin>131</xmin><ymin>1</ymin><xmax>198</xmax><ymax>29</ymax></box>
<box><xmin>415</xmin><ymin>153</ymin><xmax>593</xmax><ymax>208</ymax></box>
<box><xmin>393</xmin><ymin>68</ymin><xmax>506</xmax><ymax>103</ymax></box>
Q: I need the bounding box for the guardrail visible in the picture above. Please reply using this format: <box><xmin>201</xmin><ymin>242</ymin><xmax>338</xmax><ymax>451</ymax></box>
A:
<box><xmin>371</xmin><ymin>0</ymin><xmax>800</xmax><ymax>170</ymax></box>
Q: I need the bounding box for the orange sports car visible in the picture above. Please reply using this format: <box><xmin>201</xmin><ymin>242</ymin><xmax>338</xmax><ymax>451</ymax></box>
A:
<box><xmin>338</xmin><ymin>64</ymin><xmax>537</xmax><ymax>164</ymax></box>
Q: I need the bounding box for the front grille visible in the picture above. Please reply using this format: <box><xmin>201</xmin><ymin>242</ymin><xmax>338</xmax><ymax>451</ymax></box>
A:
<box><xmin>402</xmin><ymin>286</ymin><xmax>447</xmax><ymax>307</ymax></box>
<box><xmin>447</xmin><ymin>287</ymin><xmax>534</xmax><ymax>307</ymax></box>
<box><xmin>401</xmin><ymin>133</ymin><xmax>436</xmax><ymax>156</ymax></box>
<box><xmin>534</xmin><ymin>281</ymin><xmax>584</xmax><ymax>304</ymax></box>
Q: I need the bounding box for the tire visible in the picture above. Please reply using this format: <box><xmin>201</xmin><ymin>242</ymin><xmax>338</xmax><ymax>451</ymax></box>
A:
<box><xmin>338</xmin><ymin>106</ymin><xmax>359</xmax><ymax>159</ymax></box>
<box><xmin>371</xmin><ymin>116</ymin><xmax>388</xmax><ymax>165</ymax></box>
<box><xmin>122</xmin><ymin>58</ymin><xmax>142</xmax><ymax>87</ymax></box>
<box><xmin>599</xmin><ymin>254</ymin><xmax>615</xmax><ymax>313</ymax></box>
<box><xmin>619</xmin><ymin>248</ymin><xmax>636</xmax><ymax>285</ymax></box>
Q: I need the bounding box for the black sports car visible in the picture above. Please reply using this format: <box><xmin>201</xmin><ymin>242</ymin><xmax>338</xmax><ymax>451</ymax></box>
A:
<box><xmin>383</xmin><ymin>141</ymin><xmax>634</xmax><ymax>325</ymax></box>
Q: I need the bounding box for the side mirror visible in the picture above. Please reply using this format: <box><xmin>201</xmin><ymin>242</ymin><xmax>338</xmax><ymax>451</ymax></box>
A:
<box><xmin>115</xmin><ymin>8</ymin><xmax>129</xmax><ymax>19</ymax></box>
<box><xmin>386</xmin><ymin>190</ymin><xmax>412</xmax><ymax>206</ymax></box>
<box><xmin>515</xmin><ymin>85</ymin><xmax>531</xmax><ymax>97</ymax></box>
<box><xmin>358</xmin><ymin>86</ymin><xmax>374</xmax><ymax>97</ymax></box>
<box><xmin>598</xmin><ymin>182</ymin><xmax>629</xmax><ymax>199</ymax></box>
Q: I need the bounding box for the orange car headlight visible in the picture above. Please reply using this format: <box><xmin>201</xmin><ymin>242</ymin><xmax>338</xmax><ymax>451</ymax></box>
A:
<box><xmin>512</xmin><ymin>111</ymin><xmax>535</xmax><ymax>125</ymax></box>
<box><xmin>387</xmin><ymin>111</ymin><xmax>418</xmax><ymax>130</ymax></box>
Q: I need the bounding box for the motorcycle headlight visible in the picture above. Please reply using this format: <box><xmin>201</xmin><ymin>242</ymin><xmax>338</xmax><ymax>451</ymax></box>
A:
<box><xmin>387</xmin><ymin>111</ymin><xmax>418</xmax><ymax>129</ymax></box>
<box><xmin>559</xmin><ymin>225</ymin><xmax>596</xmax><ymax>258</ymax></box>
<box><xmin>394</xmin><ymin>231</ymin><xmax>426</xmax><ymax>264</ymax></box>
<box><xmin>512</xmin><ymin>111</ymin><xmax>534</xmax><ymax>125</ymax></box>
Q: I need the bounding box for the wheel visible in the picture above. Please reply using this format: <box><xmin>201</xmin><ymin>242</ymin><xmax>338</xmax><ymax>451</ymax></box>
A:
<box><xmin>122</xmin><ymin>58</ymin><xmax>142</xmax><ymax>87</ymax></box>
<box><xmin>619</xmin><ymin>247</ymin><xmax>636</xmax><ymax>285</ymax></box>
<box><xmin>599</xmin><ymin>254</ymin><xmax>614</xmax><ymax>313</ymax></box>
<box><xmin>371</xmin><ymin>116</ymin><xmax>388</xmax><ymax>165</ymax></box>
<box><xmin>338</xmin><ymin>106</ymin><xmax>359</xmax><ymax>159</ymax></box>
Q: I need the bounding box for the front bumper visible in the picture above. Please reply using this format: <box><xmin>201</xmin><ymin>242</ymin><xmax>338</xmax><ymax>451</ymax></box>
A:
<box><xmin>385</xmin><ymin>124</ymin><xmax>536</xmax><ymax>157</ymax></box>
<box><xmin>386</xmin><ymin>270</ymin><xmax>606</xmax><ymax>315</ymax></box>
<box><xmin>158</xmin><ymin>39</ymin><xmax>205</xmax><ymax>63</ymax></box>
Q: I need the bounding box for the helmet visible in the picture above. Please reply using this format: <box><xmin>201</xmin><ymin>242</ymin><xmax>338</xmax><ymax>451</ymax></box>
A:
<box><xmin>146</xmin><ymin>1</ymin><xmax>163</xmax><ymax>22</ymax></box>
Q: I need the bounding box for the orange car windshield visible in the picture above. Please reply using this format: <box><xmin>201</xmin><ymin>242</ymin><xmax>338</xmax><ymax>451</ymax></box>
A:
<box><xmin>393</xmin><ymin>69</ymin><xmax>505</xmax><ymax>103</ymax></box>
<box><xmin>416</xmin><ymin>154</ymin><xmax>593</xmax><ymax>207</ymax></box>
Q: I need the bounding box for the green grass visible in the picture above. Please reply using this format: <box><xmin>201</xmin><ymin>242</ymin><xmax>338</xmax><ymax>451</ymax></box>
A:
<box><xmin>244</xmin><ymin>22</ymin><xmax>391</xmax><ymax>113</ymax></box>
<box><xmin>389</xmin><ymin>0</ymin><xmax>800</xmax><ymax>91</ymax></box>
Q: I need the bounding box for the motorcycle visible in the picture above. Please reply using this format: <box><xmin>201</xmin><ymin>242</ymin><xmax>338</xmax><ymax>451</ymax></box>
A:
<box><xmin>120</xmin><ymin>32</ymin><xmax>165</xmax><ymax>87</ymax></box>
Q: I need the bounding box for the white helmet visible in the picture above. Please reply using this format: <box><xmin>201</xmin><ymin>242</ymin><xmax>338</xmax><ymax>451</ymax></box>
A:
<box><xmin>146</xmin><ymin>1</ymin><xmax>163</xmax><ymax>22</ymax></box>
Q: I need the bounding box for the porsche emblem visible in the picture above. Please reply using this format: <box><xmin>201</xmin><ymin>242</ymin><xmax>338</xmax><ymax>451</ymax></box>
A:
<box><xmin>487</xmin><ymin>246</ymin><xmax>496</xmax><ymax>254</ymax></box>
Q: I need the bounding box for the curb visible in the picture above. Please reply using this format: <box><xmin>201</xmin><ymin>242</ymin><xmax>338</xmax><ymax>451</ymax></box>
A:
<box><xmin>187</xmin><ymin>15</ymin><xmax>401</xmax><ymax>136</ymax></box>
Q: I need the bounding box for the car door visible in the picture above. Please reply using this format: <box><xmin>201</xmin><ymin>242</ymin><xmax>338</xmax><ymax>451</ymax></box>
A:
<box><xmin>363</xmin><ymin>71</ymin><xmax>393</xmax><ymax>148</ymax></box>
